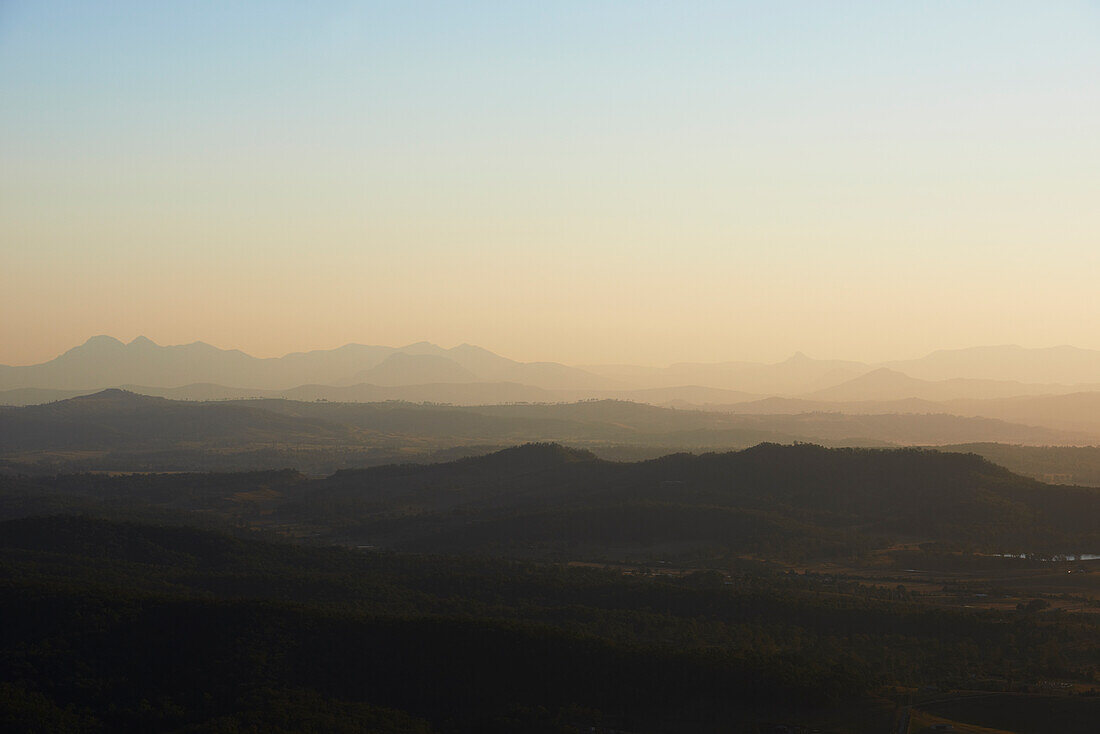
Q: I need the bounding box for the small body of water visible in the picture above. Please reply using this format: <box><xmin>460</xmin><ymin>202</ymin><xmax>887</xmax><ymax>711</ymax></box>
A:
<box><xmin>997</xmin><ymin>553</ymin><xmax>1100</xmax><ymax>562</ymax></box>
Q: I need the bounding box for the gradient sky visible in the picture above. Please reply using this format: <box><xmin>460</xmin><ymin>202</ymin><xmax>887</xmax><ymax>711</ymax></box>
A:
<box><xmin>2</xmin><ymin>1</ymin><xmax>1099</xmax><ymax>366</ymax></box>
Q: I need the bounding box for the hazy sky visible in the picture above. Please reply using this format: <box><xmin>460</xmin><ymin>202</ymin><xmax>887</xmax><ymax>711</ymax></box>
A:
<box><xmin>2</xmin><ymin>1</ymin><xmax>1099</xmax><ymax>367</ymax></box>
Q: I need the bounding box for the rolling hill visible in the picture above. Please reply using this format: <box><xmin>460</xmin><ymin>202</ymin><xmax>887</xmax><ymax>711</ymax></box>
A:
<box><xmin>0</xmin><ymin>389</ymin><xmax>350</xmax><ymax>451</ymax></box>
<box><xmin>301</xmin><ymin>443</ymin><xmax>1100</xmax><ymax>558</ymax></box>
<box><xmin>8</xmin><ymin>442</ymin><xmax>1093</xmax><ymax>560</ymax></box>
<box><xmin>2</xmin><ymin>391</ymin><xmax>1090</xmax><ymax>468</ymax></box>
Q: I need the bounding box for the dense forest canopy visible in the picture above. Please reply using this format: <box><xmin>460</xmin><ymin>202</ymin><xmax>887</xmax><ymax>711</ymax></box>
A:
<box><xmin>2</xmin><ymin>515</ymin><xmax>1098</xmax><ymax>732</ymax></box>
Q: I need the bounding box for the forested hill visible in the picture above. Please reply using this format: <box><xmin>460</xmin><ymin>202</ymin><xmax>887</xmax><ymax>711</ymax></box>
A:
<box><xmin>5</xmin><ymin>442</ymin><xmax>1094</xmax><ymax>560</ymax></box>
<box><xmin>303</xmin><ymin>443</ymin><xmax>1100</xmax><ymax>557</ymax></box>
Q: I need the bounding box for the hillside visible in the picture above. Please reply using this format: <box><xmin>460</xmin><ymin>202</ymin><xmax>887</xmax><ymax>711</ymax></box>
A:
<box><xmin>300</xmin><ymin>443</ymin><xmax>1100</xmax><ymax>558</ymax></box>
<box><xmin>3</xmin><ymin>392</ymin><xmax>1090</xmax><ymax>477</ymax></box>
<box><xmin>0</xmin><ymin>389</ymin><xmax>350</xmax><ymax>451</ymax></box>
<box><xmin>9</xmin><ymin>442</ymin><xmax>1088</xmax><ymax>561</ymax></box>
<box><xmin>939</xmin><ymin>443</ymin><xmax>1100</xmax><ymax>487</ymax></box>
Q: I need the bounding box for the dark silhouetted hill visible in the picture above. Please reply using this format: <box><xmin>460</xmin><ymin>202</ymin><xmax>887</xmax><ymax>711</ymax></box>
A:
<box><xmin>301</xmin><ymin>443</ymin><xmax>1100</xmax><ymax>557</ymax></box>
<box><xmin>0</xmin><ymin>389</ymin><xmax>349</xmax><ymax>451</ymax></box>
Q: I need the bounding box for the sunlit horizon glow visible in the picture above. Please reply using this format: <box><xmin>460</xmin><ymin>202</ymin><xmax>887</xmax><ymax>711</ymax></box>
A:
<box><xmin>3</xmin><ymin>1</ymin><xmax>1099</xmax><ymax>367</ymax></box>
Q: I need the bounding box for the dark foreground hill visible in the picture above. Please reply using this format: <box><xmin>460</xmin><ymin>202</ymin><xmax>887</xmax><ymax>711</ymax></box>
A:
<box><xmin>0</xmin><ymin>516</ymin><xmax>872</xmax><ymax>732</ymax></box>
<box><xmin>2</xmin><ymin>515</ymin><xmax>1098</xmax><ymax>733</ymax></box>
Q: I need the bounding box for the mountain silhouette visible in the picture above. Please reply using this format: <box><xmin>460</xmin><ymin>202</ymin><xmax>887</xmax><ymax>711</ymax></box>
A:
<box><xmin>0</xmin><ymin>389</ymin><xmax>347</xmax><ymax>451</ymax></box>
<box><xmin>7</xmin><ymin>338</ymin><xmax>1100</xmax><ymax>401</ymax></box>
<box><xmin>0</xmin><ymin>337</ymin><xmax>609</xmax><ymax>392</ymax></box>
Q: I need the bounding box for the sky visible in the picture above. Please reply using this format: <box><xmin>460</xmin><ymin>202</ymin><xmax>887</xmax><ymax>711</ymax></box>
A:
<box><xmin>2</xmin><ymin>1</ymin><xmax>1099</xmax><ymax>367</ymax></box>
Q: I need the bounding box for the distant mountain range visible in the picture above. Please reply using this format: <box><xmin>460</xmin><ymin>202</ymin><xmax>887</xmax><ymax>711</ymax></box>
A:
<box><xmin>0</xmin><ymin>336</ymin><xmax>620</xmax><ymax>393</ymax></box>
<box><xmin>4</xmin><ymin>337</ymin><xmax>1100</xmax><ymax>408</ymax></box>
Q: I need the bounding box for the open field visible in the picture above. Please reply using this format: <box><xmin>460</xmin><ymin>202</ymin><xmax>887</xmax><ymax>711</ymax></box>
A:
<box><xmin>904</xmin><ymin>691</ymin><xmax>1100</xmax><ymax>733</ymax></box>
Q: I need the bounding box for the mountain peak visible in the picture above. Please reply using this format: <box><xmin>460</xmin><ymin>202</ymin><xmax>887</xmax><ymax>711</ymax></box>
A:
<box><xmin>451</xmin><ymin>343</ymin><xmax>495</xmax><ymax>355</ymax></box>
<box><xmin>68</xmin><ymin>388</ymin><xmax>163</xmax><ymax>405</ymax></box>
<box><xmin>58</xmin><ymin>335</ymin><xmax>125</xmax><ymax>360</ymax></box>
<box><xmin>477</xmin><ymin>442</ymin><xmax>598</xmax><ymax>468</ymax></box>
<box><xmin>82</xmin><ymin>335</ymin><xmax>124</xmax><ymax>348</ymax></box>
<box><xmin>128</xmin><ymin>336</ymin><xmax>157</xmax><ymax>347</ymax></box>
<box><xmin>837</xmin><ymin>367</ymin><xmax>922</xmax><ymax>387</ymax></box>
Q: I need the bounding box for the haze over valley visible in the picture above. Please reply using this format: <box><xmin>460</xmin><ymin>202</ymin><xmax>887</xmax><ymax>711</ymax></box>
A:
<box><xmin>8</xmin><ymin>337</ymin><xmax>1100</xmax><ymax>452</ymax></box>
